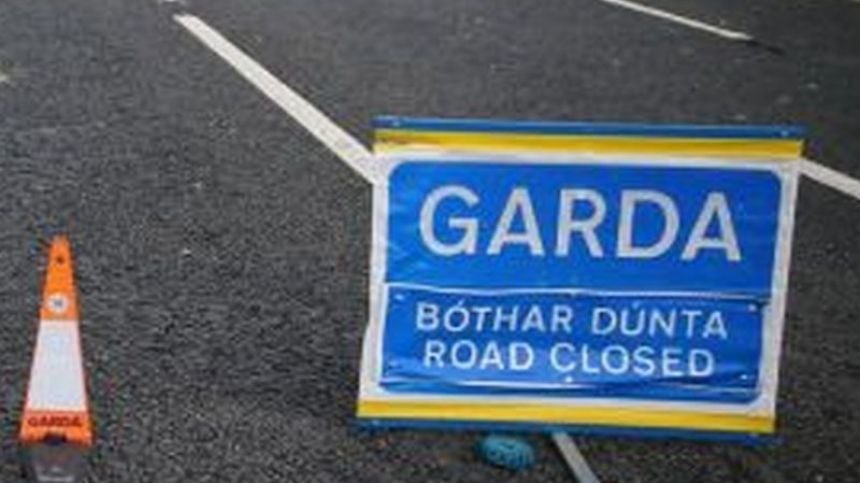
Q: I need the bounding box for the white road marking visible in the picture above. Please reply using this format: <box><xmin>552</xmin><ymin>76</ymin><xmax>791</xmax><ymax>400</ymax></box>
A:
<box><xmin>596</xmin><ymin>0</ymin><xmax>752</xmax><ymax>41</ymax></box>
<box><xmin>800</xmin><ymin>159</ymin><xmax>860</xmax><ymax>200</ymax></box>
<box><xmin>173</xmin><ymin>14</ymin><xmax>378</xmax><ymax>183</ymax></box>
<box><xmin>0</xmin><ymin>69</ymin><xmax>11</xmax><ymax>85</ymax></box>
<box><xmin>174</xmin><ymin>13</ymin><xmax>860</xmax><ymax>208</ymax></box>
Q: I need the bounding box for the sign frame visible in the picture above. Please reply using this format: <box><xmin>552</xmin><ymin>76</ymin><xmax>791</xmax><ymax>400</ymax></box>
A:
<box><xmin>358</xmin><ymin>118</ymin><xmax>803</xmax><ymax>440</ymax></box>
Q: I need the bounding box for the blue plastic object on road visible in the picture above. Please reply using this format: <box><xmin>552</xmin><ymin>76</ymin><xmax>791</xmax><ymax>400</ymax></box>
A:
<box><xmin>476</xmin><ymin>434</ymin><xmax>535</xmax><ymax>471</ymax></box>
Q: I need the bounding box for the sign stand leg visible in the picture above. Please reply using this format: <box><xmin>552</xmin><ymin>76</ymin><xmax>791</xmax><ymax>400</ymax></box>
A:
<box><xmin>552</xmin><ymin>433</ymin><xmax>601</xmax><ymax>483</ymax></box>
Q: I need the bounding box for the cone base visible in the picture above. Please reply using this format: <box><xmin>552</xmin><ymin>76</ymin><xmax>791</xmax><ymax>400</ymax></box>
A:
<box><xmin>21</xmin><ymin>441</ymin><xmax>88</xmax><ymax>483</ymax></box>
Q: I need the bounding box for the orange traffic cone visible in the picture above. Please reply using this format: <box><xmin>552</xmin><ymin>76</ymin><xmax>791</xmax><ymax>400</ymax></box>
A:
<box><xmin>19</xmin><ymin>236</ymin><xmax>92</xmax><ymax>482</ymax></box>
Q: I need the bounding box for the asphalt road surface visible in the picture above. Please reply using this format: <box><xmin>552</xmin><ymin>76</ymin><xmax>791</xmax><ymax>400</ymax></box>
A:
<box><xmin>1</xmin><ymin>0</ymin><xmax>859</xmax><ymax>482</ymax></box>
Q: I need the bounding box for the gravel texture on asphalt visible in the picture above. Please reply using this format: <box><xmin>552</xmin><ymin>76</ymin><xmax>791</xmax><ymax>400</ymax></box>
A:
<box><xmin>1</xmin><ymin>0</ymin><xmax>858</xmax><ymax>481</ymax></box>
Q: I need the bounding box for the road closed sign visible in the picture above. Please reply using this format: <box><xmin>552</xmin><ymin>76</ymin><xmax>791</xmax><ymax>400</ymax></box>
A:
<box><xmin>358</xmin><ymin>117</ymin><xmax>804</xmax><ymax>440</ymax></box>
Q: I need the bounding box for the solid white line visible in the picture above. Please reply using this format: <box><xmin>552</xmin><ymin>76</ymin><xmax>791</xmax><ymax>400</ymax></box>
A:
<box><xmin>596</xmin><ymin>0</ymin><xmax>752</xmax><ymax>41</ymax></box>
<box><xmin>800</xmin><ymin>159</ymin><xmax>860</xmax><ymax>200</ymax></box>
<box><xmin>552</xmin><ymin>433</ymin><xmax>601</xmax><ymax>483</ymax></box>
<box><xmin>173</xmin><ymin>14</ymin><xmax>378</xmax><ymax>184</ymax></box>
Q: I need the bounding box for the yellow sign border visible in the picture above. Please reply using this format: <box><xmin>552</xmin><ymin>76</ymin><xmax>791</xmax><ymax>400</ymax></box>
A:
<box><xmin>358</xmin><ymin>399</ymin><xmax>775</xmax><ymax>434</ymax></box>
<box><xmin>376</xmin><ymin>129</ymin><xmax>803</xmax><ymax>159</ymax></box>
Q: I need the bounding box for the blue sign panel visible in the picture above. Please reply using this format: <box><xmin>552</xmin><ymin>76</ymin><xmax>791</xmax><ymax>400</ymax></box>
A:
<box><xmin>381</xmin><ymin>287</ymin><xmax>762</xmax><ymax>402</ymax></box>
<box><xmin>387</xmin><ymin>162</ymin><xmax>781</xmax><ymax>296</ymax></box>
<box><xmin>380</xmin><ymin>161</ymin><xmax>781</xmax><ymax>403</ymax></box>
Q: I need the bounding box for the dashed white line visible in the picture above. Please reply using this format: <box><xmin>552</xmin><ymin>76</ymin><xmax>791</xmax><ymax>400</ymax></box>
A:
<box><xmin>596</xmin><ymin>0</ymin><xmax>752</xmax><ymax>41</ymax></box>
<box><xmin>800</xmin><ymin>159</ymin><xmax>860</xmax><ymax>200</ymax></box>
<box><xmin>173</xmin><ymin>14</ymin><xmax>378</xmax><ymax>183</ymax></box>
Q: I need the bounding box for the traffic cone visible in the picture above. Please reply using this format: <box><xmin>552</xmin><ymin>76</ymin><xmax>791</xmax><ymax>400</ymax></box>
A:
<box><xmin>19</xmin><ymin>236</ymin><xmax>92</xmax><ymax>482</ymax></box>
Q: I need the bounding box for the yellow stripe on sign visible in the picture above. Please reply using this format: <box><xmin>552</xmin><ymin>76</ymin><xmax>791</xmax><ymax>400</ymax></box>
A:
<box><xmin>375</xmin><ymin>129</ymin><xmax>804</xmax><ymax>159</ymax></box>
<box><xmin>357</xmin><ymin>400</ymin><xmax>775</xmax><ymax>434</ymax></box>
